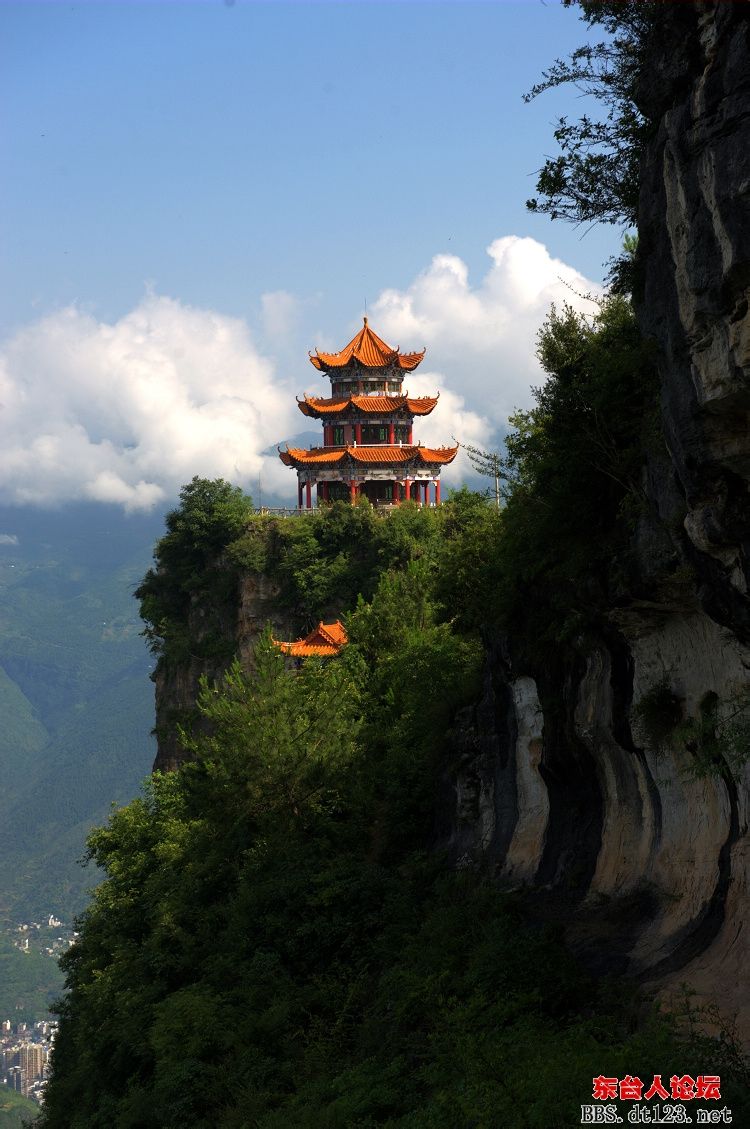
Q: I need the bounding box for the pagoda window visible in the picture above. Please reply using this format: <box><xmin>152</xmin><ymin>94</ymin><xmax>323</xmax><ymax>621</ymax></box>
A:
<box><xmin>387</xmin><ymin>381</ymin><xmax>400</xmax><ymax>393</ymax></box>
<box><xmin>333</xmin><ymin>426</ymin><xmax>345</xmax><ymax>446</ymax></box>
<box><xmin>362</xmin><ymin>424</ymin><xmax>387</xmax><ymax>444</ymax></box>
<box><xmin>395</xmin><ymin>425</ymin><xmax>410</xmax><ymax>444</ymax></box>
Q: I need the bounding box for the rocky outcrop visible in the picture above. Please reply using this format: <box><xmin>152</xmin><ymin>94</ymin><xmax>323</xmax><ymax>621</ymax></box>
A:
<box><xmin>152</xmin><ymin>572</ymin><xmax>295</xmax><ymax>772</ymax></box>
<box><xmin>637</xmin><ymin>3</ymin><xmax>750</xmax><ymax>622</ymax></box>
<box><xmin>445</xmin><ymin>598</ymin><xmax>749</xmax><ymax>1033</ymax></box>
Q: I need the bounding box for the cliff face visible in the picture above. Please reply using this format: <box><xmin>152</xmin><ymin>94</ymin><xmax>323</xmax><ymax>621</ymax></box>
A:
<box><xmin>152</xmin><ymin>573</ymin><xmax>295</xmax><ymax>773</ymax></box>
<box><xmin>446</xmin><ymin>601</ymin><xmax>749</xmax><ymax>1028</ymax></box>
<box><xmin>638</xmin><ymin>2</ymin><xmax>750</xmax><ymax>629</ymax></box>
<box><xmin>445</xmin><ymin>3</ymin><xmax>750</xmax><ymax>1037</ymax></box>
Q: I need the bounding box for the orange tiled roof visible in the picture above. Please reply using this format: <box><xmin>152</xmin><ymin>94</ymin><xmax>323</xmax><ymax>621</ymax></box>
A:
<box><xmin>318</xmin><ymin>620</ymin><xmax>347</xmax><ymax>645</ymax></box>
<box><xmin>297</xmin><ymin>394</ymin><xmax>438</xmax><ymax>418</ymax></box>
<box><xmin>275</xmin><ymin>620</ymin><xmax>348</xmax><ymax>657</ymax></box>
<box><xmin>279</xmin><ymin>447</ymin><xmax>347</xmax><ymax>466</ymax></box>
<box><xmin>416</xmin><ymin>446</ymin><xmax>459</xmax><ymax>465</ymax></box>
<box><xmin>310</xmin><ymin>318</ymin><xmax>425</xmax><ymax>372</ymax></box>
<box><xmin>278</xmin><ymin>444</ymin><xmax>458</xmax><ymax>468</ymax></box>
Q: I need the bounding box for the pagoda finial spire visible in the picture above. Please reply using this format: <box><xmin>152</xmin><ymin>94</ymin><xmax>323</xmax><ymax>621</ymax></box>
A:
<box><xmin>363</xmin><ymin>315</ymin><xmax>368</xmax><ymax>325</ymax></box>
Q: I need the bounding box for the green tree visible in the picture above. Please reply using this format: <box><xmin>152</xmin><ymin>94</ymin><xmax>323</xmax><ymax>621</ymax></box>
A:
<box><xmin>38</xmin><ymin>640</ymin><xmax>365</xmax><ymax>1129</ymax></box>
<box><xmin>136</xmin><ymin>477</ymin><xmax>253</xmax><ymax>662</ymax></box>
<box><xmin>0</xmin><ymin>1086</ymin><xmax>38</xmax><ymax>1129</ymax></box>
<box><xmin>159</xmin><ymin>476</ymin><xmax>254</xmax><ymax>563</ymax></box>
<box><xmin>436</xmin><ymin>296</ymin><xmax>658</xmax><ymax>646</ymax></box>
<box><xmin>525</xmin><ymin>1</ymin><xmax>659</xmax><ymax>227</ymax></box>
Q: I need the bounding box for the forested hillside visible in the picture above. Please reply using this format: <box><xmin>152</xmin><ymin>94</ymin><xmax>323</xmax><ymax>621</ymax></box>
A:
<box><xmin>0</xmin><ymin>505</ymin><xmax>159</xmax><ymax>922</ymax></box>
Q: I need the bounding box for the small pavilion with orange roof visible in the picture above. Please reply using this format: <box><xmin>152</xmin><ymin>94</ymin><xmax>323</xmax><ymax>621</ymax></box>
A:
<box><xmin>274</xmin><ymin>620</ymin><xmax>348</xmax><ymax>659</ymax></box>
<box><xmin>279</xmin><ymin>318</ymin><xmax>457</xmax><ymax>508</ymax></box>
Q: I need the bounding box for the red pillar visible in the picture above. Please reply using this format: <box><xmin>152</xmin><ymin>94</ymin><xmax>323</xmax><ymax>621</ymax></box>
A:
<box><xmin>435</xmin><ymin>479</ymin><xmax>441</xmax><ymax>505</ymax></box>
<box><xmin>355</xmin><ymin>422</ymin><xmax>362</xmax><ymax>445</ymax></box>
<box><xmin>389</xmin><ymin>422</ymin><xmax>395</xmax><ymax>444</ymax></box>
<box><xmin>350</xmin><ymin>480</ymin><xmax>356</xmax><ymax>503</ymax></box>
<box><xmin>298</xmin><ymin>480</ymin><xmax>303</xmax><ymax>509</ymax></box>
<box><xmin>323</xmin><ymin>482</ymin><xmax>330</xmax><ymax>502</ymax></box>
<box><xmin>305</xmin><ymin>481</ymin><xmax>312</xmax><ymax>509</ymax></box>
<box><xmin>404</xmin><ymin>479</ymin><xmax>410</xmax><ymax>503</ymax></box>
<box><xmin>408</xmin><ymin>425</ymin><xmax>413</xmax><ymax>444</ymax></box>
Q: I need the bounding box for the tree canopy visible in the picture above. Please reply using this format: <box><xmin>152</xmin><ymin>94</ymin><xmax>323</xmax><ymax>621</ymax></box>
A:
<box><xmin>525</xmin><ymin>1</ymin><xmax>659</xmax><ymax>228</ymax></box>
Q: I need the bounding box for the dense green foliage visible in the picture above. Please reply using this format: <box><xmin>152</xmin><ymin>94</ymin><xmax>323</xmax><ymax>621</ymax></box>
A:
<box><xmin>436</xmin><ymin>295</ymin><xmax>659</xmax><ymax>653</ymax></box>
<box><xmin>138</xmin><ymin>487</ymin><xmax>465</xmax><ymax>671</ymax></box>
<box><xmin>136</xmin><ymin>478</ymin><xmax>254</xmax><ymax>667</ymax></box>
<box><xmin>0</xmin><ymin>1086</ymin><xmax>38</xmax><ymax>1129</ymax></box>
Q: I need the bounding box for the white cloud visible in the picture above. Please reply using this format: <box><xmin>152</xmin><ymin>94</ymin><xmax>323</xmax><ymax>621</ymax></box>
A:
<box><xmin>0</xmin><ymin>294</ymin><xmax>298</xmax><ymax>511</ymax></box>
<box><xmin>0</xmin><ymin>533</ymin><xmax>18</xmax><ymax>545</ymax></box>
<box><xmin>0</xmin><ymin>237</ymin><xmax>601</xmax><ymax>511</ymax></box>
<box><xmin>401</xmin><ymin>371</ymin><xmax>492</xmax><ymax>486</ymax></box>
<box><xmin>373</xmin><ymin>235</ymin><xmax>601</xmax><ymax>427</ymax></box>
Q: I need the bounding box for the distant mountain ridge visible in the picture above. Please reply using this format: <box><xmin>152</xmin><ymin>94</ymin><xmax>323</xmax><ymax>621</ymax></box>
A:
<box><xmin>0</xmin><ymin>503</ymin><xmax>163</xmax><ymax>923</ymax></box>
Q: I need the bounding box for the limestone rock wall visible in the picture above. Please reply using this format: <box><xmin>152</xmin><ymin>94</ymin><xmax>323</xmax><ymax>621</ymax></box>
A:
<box><xmin>637</xmin><ymin>3</ymin><xmax>750</xmax><ymax>624</ymax></box>
<box><xmin>636</xmin><ymin>0</ymin><xmax>750</xmax><ymax>1030</ymax></box>
<box><xmin>152</xmin><ymin>572</ymin><xmax>295</xmax><ymax>773</ymax></box>
<box><xmin>444</xmin><ymin>601</ymin><xmax>749</xmax><ymax>1035</ymax></box>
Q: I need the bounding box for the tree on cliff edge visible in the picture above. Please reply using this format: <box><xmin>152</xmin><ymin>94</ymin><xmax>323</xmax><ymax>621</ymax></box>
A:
<box><xmin>525</xmin><ymin>0</ymin><xmax>659</xmax><ymax>227</ymax></box>
<box><xmin>135</xmin><ymin>477</ymin><xmax>253</xmax><ymax>659</ymax></box>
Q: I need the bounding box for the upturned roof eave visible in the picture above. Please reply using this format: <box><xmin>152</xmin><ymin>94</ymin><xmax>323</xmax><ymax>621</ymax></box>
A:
<box><xmin>296</xmin><ymin>393</ymin><xmax>439</xmax><ymax>418</ymax></box>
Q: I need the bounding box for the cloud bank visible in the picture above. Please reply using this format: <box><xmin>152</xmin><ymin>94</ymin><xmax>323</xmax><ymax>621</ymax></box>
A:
<box><xmin>373</xmin><ymin>235</ymin><xmax>600</xmax><ymax>425</ymax></box>
<box><xmin>0</xmin><ymin>237</ymin><xmax>600</xmax><ymax>510</ymax></box>
<box><xmin>0</xmin><ymin>295</ymin><xmax>298</xmax><ymax>511</ymax></box>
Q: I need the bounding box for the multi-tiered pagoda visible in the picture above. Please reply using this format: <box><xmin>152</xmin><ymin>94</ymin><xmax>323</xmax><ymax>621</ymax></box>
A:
<box><xmin>279</xmin><ymin>318</ymin><xmax>457</xmax><ymax>507</ymax></box>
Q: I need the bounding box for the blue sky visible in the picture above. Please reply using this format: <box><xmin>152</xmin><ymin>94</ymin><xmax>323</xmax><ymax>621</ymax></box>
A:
<box><xmin>0</xmin><ymin>1</ymin><xmax>624</xmax><ymax>509</ymax></box>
